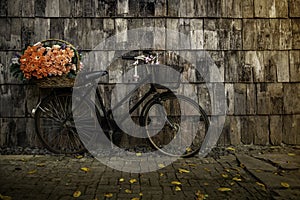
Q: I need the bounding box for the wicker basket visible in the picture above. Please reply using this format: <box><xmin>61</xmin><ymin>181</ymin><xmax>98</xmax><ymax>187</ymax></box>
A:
<box><xmin>32</xmin><ymin>39</ymin><xmax>80</xmax><ymax>88</ymax></box>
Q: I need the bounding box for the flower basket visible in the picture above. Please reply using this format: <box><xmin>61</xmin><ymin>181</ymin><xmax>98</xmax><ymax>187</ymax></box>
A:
<box><xmin>10</xmin><ymin>39</ymin><xmax>82</xmax><ymax>88</ymax></box>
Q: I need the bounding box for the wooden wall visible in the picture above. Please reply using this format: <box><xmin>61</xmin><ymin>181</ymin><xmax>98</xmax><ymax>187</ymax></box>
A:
<box><xmin>0</xmin><ymin>0</ymin><xmax>299</xmax><ymax>148</ymax></box>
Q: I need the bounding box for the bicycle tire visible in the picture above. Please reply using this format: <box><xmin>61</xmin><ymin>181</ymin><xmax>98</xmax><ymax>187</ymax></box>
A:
<box><xmin>143</xmin><ymin>92</ymin><xmax>209</xmax><ymax>157</ymax></box>
<box><xmin>35</xmin><ymin>92</ymin><xmax>96</xmax><ymax>154</ymax></box>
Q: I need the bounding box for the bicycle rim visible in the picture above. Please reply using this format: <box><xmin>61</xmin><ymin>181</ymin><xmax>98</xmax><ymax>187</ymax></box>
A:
<box><xmin>144</xmin><ymin>93</ymin><xmax>209</xmax><ymax>157</ymax></box>
<box><xmin>35</xmin><ymin>93</ymin><xmax>95</xmax><ymax>154</ymax></box>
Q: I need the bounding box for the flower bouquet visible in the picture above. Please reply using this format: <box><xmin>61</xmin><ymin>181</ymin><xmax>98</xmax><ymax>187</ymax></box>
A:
<box><xmin>10</xmin><ymin>39</ymin><xmax>82</xmax><ymax>88</ymax></box>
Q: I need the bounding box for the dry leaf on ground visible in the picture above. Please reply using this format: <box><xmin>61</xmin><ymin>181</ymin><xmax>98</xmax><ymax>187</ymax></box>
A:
<box><xmin>171</xmin><ymin>181</ymin><xmax>182</xmax><ymax>185</ymax></box>
<box><xmin>119</xmin><ymin>178</ymin><xmax>125</xmax><ymax>182</ymax></box>
<box><xmin>226</xmin><ymin>147</ymin><xmax>236</xmax><ymax>151</ymax></box>
<box><xmin>28</xmin><ymin>170</ymin><xmax>37</xmax><ymax>174</ymax></box>
<box><xmin>0</xmin><ymin>194</ymin><xmax>12</xmax><ymax>200</ymax></box>
<box><xmin>125</xmin><ymin>189</ymin><xmax>132</xmax><ymax>194</ymax></box>
<box><xmin>104</xmin><ymin>193</ymin><xmax>113</xmax><ymax>198</ymax></box>
<box><xmin>175</xmin><ymin>186</ymin><xmax>181</xmax><ymax>191</ymax></box>
<box><xmin>232</xmin><ymin>177</ymin><xmax>242</xmax><ymax>181</ymax></box>
<box><xmin>129</xmin><ymin>178</ymin><xmax>137</xmax><ymax>184</ymax></box>
<box><xmin>218</xmin><ymin>187</ymin><xmax>232</xmax><ymax>192</ymax></box>
<box><xmin>221</xmin><ymin>173</ymin><xmax>228</xmax><ymax>178</ymax></box>
<box><xmin>73</xmin><ymin>190</ymin><xmax>81</xmax><ymax>197</ymax></box>
<box><xmin>158</xmin><ymin>164</ymin><xmax>165</xmax><ymax>168</ymax></box>
<box><xmin>178</xmin><ymin>168</ymin><xmax>190</xmax><ymax>173</ymax></box>
<box><xmin>80</xmin><ymin>167</ymin><xmax>90</xmax><ymax>172</ymax></box>
<box><xmin>281</xmin><ymin>182</ymin><xmax>290</xmax><ymax>188</ymax></box>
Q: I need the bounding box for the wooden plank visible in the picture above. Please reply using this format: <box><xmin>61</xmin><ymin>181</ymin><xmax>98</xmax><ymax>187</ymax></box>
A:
<box><xmin>283</xmin><ymin>84</ymin><xmax>300</xmax><ymax>114</ymax></box>
<box><xmin>7</xmin><ymin>0</ymin><xmax>22</xmax><ymax>17</ymax></box>
<box><xmin>155</xmin><ymin>0</ymin><xmax>167</xmax><ymax>16</ymax></box>
<box><xmin>45</xmin><ymin>0</ymin><xmax>59</xmax><ymax>17</ymax></box>
<box><xmin>117</xmin><ymin>0</ymin><xmax>129</xmax><ymax>16</ymax></box>
<box><xmin>290</xmin><ymin>51</ymin><xmax>300</xmax><ymax>82</ymax></box>
<box><xmin>275</xmin><ymin>51</ymin><xmax>289</xmax><ymax>82</ymax></box>
<box><xmin>256</xmin><ymin>83</ymin><xmax>270</xmax><ymax>114</ymax></box>
<box><xmin>194</xmin><ymin>0</ymin><xmax>206</xmax><ymax>17</ymax></box>
<box><xmin>275</xmin><ymin>0</ymin><xmax>288</xmax><ymax>18</ymax></box>
<box><xmin>94</xmin><ymin>0</ymin><xmax>116</xmax><ymax>17</ymax></box>
<box><xmin>178</xmin><ymin>0</ymin><xmax>194</xmax><ymax>17</ymax></box>
<box><xmin>292</xmin><ymin>19</ymin><xmax>300</xmax><ymax>50</ymax></box>
<box><xmin>0</xmin><ymin>0</ymin><xmax>7</xmax><ymax>16</ymax></box>
<box><xmin>50</xmin><ymin>18</ymin><xmax>65</xmax><ymax>40</ymax></box>
<box><xmin>254</xmin><ymin>116</ymin><xmax>269</xmax><ymax>145</ymax></box>
<box><xmin>21</xmin><ymin>18</ymin><xmax>35</xmax><ymax>48</ymax></box>
<box><xmin>240</xmin><ymin>116</ymin><xmax>254</xmax><ymax>144</ymax></box>
<box><xmin>267</xmin><ymin>83</ymin><xmax>283</xmax><ymax>114</ymax></box>
<box><xmin>254</xmin><ymin>0</ymin><xmax>270</xmax><ymax>18</ymax></box>
<box><xmin>234</xmin><ymin>84</ymin><xmax>247</xmax><ymax>115</ymax></box>
<box><xmin>290</xmin><ymin>0</ymin><xmax>300</xmax><ymax>17</ymax></box>
<box><xmin>242</xmin><ymin>0</ymin><xmax>254</xmax><ymax>18</ymax></box>
<box><xmin>224</xmin><ymin>51</ymin><xmax>237</xmax><ymax>82</ymax></box>
<box><xmin>283</xmin><ymin>115</ymin><xmax>298</xmax><ymax>145</ymax></box>
<box><xmin>59</xmin><ymin>0</ymin><xmax>71</xmax><ymax>17</ymax></box>
<box><xmin>190</xmin><ymin>19</ymin><xmax>203</xmax><ymax>50</ymax></box>
<box><xmin>243</xmin><ymin>19</ymin><xmax>257</xmax><ymax>50</ymax></box>
<box><xmin>254</xmin><ymin>0</ymin><xmax>287</xmax><ymax>18</ymax></box>
<box><xmin>270</xmin><ymin>115</ymin><xmax>282</xmax><ymax>145</ymax></box>
<box><xmin>167</xmin><ymin>0</ymin><xmax>179</xmax><ymax>16</ymax></box>
<box><xmin>21</xmin><ymin>0</ymin><xmax>34</xmax><ymax>17</ymax></box>
<box><xmin>221</xmin><ymin>0</ymin><xmax>242</xmax><ymax>18</ymax></box>
<box><xmin>197</xmin><ymin>83</ymin><xmax>211</xmax><ymax>115</ymax></box>
<box><xmin>207</xmin><ymin>0</ymin><xmax>221</xmax><ymax>17</ymax></box>
<box><xmin>35</xmin><ymin>0</ymin><xmax>46</xmax><ymax>17</ymax></box>
<box><xmin>225</xmin><ymin>84</ymin><xmax>234</xmax><ymax>115</ymax></box>
<box><xmin>153</xmin><ymin>19</ymin><xmax>166</xmax><ymax>49</ymax></box>
<box><xmin>203</xmin><ymin>19</ymin><xmax>218</xmax><ymax>50</ymax></box>
<box><xmin>263</xmin><ymin>51</ymin><xmax>277</xmax><ymax>82</ymax></box>
<box><xmin>279</xmin><ymin>19</ymin><xmax>292</xmax><ymax>50</ymax></box>
<box><xmin>245</xmin><ymin>51</ymin><xmax>264</xmax><ymax>82</ymax></box>
<box><xmin>246</xmin><ymin>84</ymin><xmax>256</xmax><ymax>114</ymax></box>
<box><xmin>33</xmin><ymin>18</ymin><xmax>50</xmax><ymax>42</ymax></box>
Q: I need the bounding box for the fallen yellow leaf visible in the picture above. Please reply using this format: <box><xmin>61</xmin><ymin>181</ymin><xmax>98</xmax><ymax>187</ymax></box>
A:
<box><xmin>75</xmin><ymin>155</ymin><xmax>83</xmax><ymax>159</ymax></box>
<box><xmin>288</xmin><ymin>153</ymin><xmax>296</xmax><ymax>156</ymax></box>
<box><xmin>104</xmin><ymin>193</ymin><xmax>113</xmax><ymax>198</ymax></box>
<box><xmin>0</xmin><ymin>194</ymin><xmax>12</xmax><ymax>200</ymax></box>
<box><xmin>73</xmin><ymin>190</ymin><xmax>81</xmax><ymax>197</ymax></box>
<box><xmin>186</xmin><ymin>147</ymin><xmax>192</xmax><ymax>152</ymax></box>
<box><xmin>125</xmin><ymin>189</ymin><xmax>132</xmax><ymax>194</ymax></box>
<box><xmin>178</xmin><ymin>168</ymin><xmax>190</xmax><ymax>173</ymax></box>
<box><xmin>175</xmin><ymin>186</ymin><xmax>181</xmax><ymax>191</ymax></box>
<box><xmin>171</xmin><ymin>181</ymin><xmax>182</xmax><ymax>185</ymax></box>
<box><xmin>139</xmin><ymin>192</ymin><xmax>143</xmax><ymax>196</ymax></box>
<box><xmin>226</xmin><ymin>147</ymin><xmax>236</xmax><ymax>151</ymax></box>
<box><xmin>255</xmin><ymin>169</ymin><xmax>262</xmax><ymax>173</ymax></box>
<box><xmin>160</xmin><ymin>173</ymin><xmax>164</xmax><ymax>177</ymax></box>
<box><xmin>203</xmin><ymin>168</ymin><xmax>211</xmax><ymax>172</ymax></box>
<box><xmin>203</xmin><ymin>182</ymin><xmax>209</xmax><ymax>186</ymax></box>
<box><xmin>129</xmin><ymin>178</ymin><xmax>137</xmax><ymax>184</ymax></box>
<box><xmin>131</xmin><ymin>198</ymin><xmax>139</xmax><ymax>200</ymax></box>
<box><xmin>119</xmin><ymin>178</ymin><xmax>125</xmax><ymax>182</ymax></box>
<box><xmin>256</xmin><ymin>182</ymin><xmax>265</xmax><ymax>188</ymax></box>
<box><xmin>218</xmin><ymin>187</ymin><xmax>231</xmax><ymax>192</ymax></box>
<box><xmin>136</xmin><ymin>152</ymin><xmax>142</xmax><ymax>157</ymax></box>
<box><xmin>230</xmin><ymin>182</ymin><xmax>235</xmax><ymax>186</ymax></box>
<box><xmin>221</xmin><ymin>173</ymin><xmax>228</xmax><ymax>178</ymax></box>
<box><xmin>80</xmin><ymin>167</ymin><xmax>90</xmax><ymax>172</ymax></box>
<box><xmin>158</xmin><ymin>164</ymin><xmax>165</xmax><ymax>168</ymax></box>
<box><xmin>224</xmin><ymin>168</ymin><xmax>230</xmax><ymax>172</ymax></box>
<box><xmin>232</xmin><ymin>177</ymin><xmax>242</xmax><ymax>182</ymax></box>
<box><xmin>36</xmin><ymin>163</ymin><xmax>46</xmax><ymax>167</ymax></box>
<box><xmin>28</xmin><ymin>170</ymin><xmax>37</xmax><ymax>174</ymax></box>
<box><xmin>240</xmin><ymin>163</ymin><xmax>245</xmax><ymax>168</ymax></box>
<box><xmin>281</xmin><ymin>182</ymin><xmax>290</xmax><ymax>188</ymax></box>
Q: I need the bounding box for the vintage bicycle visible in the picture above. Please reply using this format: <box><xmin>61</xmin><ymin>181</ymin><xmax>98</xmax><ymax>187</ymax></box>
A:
<box><xmin>34</xmin><ymin>52</ymin><xmax>209</xmax><ymax>157</ymax></box>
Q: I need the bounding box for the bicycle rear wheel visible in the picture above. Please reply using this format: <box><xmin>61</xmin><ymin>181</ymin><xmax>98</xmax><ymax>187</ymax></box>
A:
<box><xmin>144</xmin><ymin>93</ymin><xmax>209</xmax><ymax>157</ymax></box>
<box><xmin>35</xmin><ymin>92</ymin><xmax>95</xmax><ymax>154</ymax></box>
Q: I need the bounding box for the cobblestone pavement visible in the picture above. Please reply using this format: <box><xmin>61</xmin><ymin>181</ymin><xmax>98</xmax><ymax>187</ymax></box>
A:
<box><xmin>0</xmin><ymin>146</ymin><xmax>299</xmax><ymax>200</ymax></box>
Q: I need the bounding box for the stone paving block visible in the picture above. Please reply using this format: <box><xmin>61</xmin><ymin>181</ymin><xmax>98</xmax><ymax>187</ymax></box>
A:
<box><xmin>253</xmin><ymin>153</ymin><xmax>300</xmax><ymax>170</ymax></box>
<box><xmin>236</xmin><ymin>154</ymin><xmax>277</xmax><ymax>171</ymax></box>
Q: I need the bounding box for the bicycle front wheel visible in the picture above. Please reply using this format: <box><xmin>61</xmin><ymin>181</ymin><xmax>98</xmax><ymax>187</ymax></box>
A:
<box><xmin>144</xmin><ymin>93</ymin><xmax>209</xmax><ymax>157</ymax></box>
<box><xmin>35</xmin><ymin>92</ymin><xmax>96</xmax><ymax>154</ymax></box>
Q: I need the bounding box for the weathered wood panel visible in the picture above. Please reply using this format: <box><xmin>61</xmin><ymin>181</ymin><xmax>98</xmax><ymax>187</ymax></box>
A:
<box><xmin>7</xmin><ymin>0</ymin><xmax>22</xmax><ymax>17</ymax></box>
<box><xmin>221</xmin><ymin>0</ymin><xmax>242</xmax><ymax>18</ymax></box>
<box><xmin>240</xmin><ymin>116</ymin><xmax>255</xmax><ymax>144</ymax></box>
<box><xmin>290</xmin><ymin>0</ymin><xmax>300</xmax><ymax>17</ymax></box>
<box><xmin>292</xmin><ymin>19</ymin><xmax>300</xmax><ymax>50</ymax></box>
<box><xmin>290</xmin><ymin>51</ymin><xmax>300</xmax><ymax>82</ymax></box>
<box><xmin>283</xmin><ymin>115</ymin><xmax>300</xmax><ymax>145</ymax></box>
<box><xmin>234</xmin><ymin>84</ymin><xmax>247</xmax><ymax>115</ymax></box>
<box><xmin>284</xmin><ymin>84</ymin><xmax>300</xmax><ymax>114</ymax></box>
<box><xmin>270</xmin><ymin>115</ymin><xmax>282</xmax><ymax>145</ymax></box>
<box><xmin>242</xmin><ymin>0</ymin><xmax>254</xmax><ymax>18</ymax></box>
<box><xmin>246</xmin><ymin>84</ymin><xmax>256</xmax><ymax>115</ymax></box>
<box><xmin>221</xmin><ymin>116</ymin><xmax>241</xmax><ymax>145</ymax></box>
<box><xmin>21</xmin><ymin>0</ymin><xmax>35</xmax><ymax>17</ymax></box>
<box><xmin>253</xmin><ymin>116</ymin><xmax>269</xmax><ymax>145</ymax></box>
<box><xmin>254</xmin><ymin>0</ymin><xmax>288</xmax><ymax>18</ymax></box>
